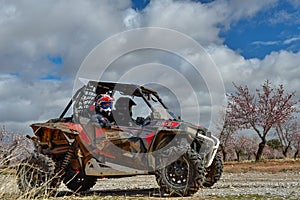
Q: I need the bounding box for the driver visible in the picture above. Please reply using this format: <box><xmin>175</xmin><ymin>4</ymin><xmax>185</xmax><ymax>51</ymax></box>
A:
<box><xmin>94</xmin><ymin>94</ymin><xmax>114</xmax><ymax>127</ymax></box>
<box><xmin>113</xmin><ymin>97</ymin><xmax>136</xmax><ymax>126</ymax></box>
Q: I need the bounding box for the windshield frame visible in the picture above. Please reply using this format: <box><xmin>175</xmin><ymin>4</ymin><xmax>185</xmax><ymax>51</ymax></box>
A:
<box><xmin>139</xmin><ymin>90</ymin><xmax>177</xmax><ymax>121</ymax></box>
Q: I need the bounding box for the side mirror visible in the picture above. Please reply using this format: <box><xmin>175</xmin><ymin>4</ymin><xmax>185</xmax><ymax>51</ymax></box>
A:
<box><xmin>136</xmin><ymin>117</ymin><xmax>145</xmax><ymax>125</ymax></box>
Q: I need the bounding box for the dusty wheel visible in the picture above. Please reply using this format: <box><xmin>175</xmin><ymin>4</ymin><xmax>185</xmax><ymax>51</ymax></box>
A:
<box><xmin>203</xmin><ymin>154</ymin><xmax>223</xmax><ymax>187</ymax></box>
<box><xmin>17</xmin><ymin>154</ymin><xmax>59</xmax><ymax>197</ymax></box>
<box><xmin>63</xmin><ymin>169</ymin><xmax>97</xmax><ymax>192</ymax></box>
<box><xmin>155</xmin><ymin>148</ymin><xmax>205</xmax><ymax>196</ymax></box>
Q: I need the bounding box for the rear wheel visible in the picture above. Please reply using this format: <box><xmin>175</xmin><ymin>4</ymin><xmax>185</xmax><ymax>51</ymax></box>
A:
<box><xmin>203</xmin><ymin>154</ymin><xmax>223</xmax><ymax>187</ymax></box>
<box><xmin>17</xmin><ymin>154</ymin><xmax>60</xmax><ymax>198</ymax></box>
<box><xmin>63</xmin><ymin>169</ymin><xmax>97</xmax><ymax>192</ymax></box>
<box><xmin>155</xmin><ymin>148</ymin><xmax>205</xmax><ymax>196</ymax></box>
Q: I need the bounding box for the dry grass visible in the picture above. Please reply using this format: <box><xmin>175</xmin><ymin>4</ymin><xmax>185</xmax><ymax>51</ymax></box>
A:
<box><xmin>224</xmin><ymin>159</ymin><xmax>300</xmax><ymax>173</ymax></box>
<box><xmin>0</xmin><ymin>162</ymin><xmax>20</xmax><ymax>200</ymax></box>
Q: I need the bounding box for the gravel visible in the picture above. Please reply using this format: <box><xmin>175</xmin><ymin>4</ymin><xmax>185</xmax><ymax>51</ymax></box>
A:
<box><xmin>58</xmin><ymin>172</ymin><xmax>300</xmax><ymax>198</ymax></box>
<box><xmin>197</xmin><ymin>172</ymin><xmax>300</xmax><ymax>198</ymax></box>
<box><xmin>1</xmin><ymin>172</ymin><xmax>300</xmax><ymax>199</ymax></box>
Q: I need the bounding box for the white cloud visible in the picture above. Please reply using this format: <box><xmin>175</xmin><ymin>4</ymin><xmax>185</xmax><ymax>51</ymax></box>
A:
<box><xmin>0</xmin><ymin>0</ymin><xmax>299</xmax><ymax>132</ymax></box>
<box><xmin>251</xmin><ymin>37</ymin><xmax>300</xmax><ymax>48</ymax></box>
<box><xmin>283</xmin><ymin>36</ymin><xmax>300</xmax><ymax>45</ymax></box>
<box><xmin>125</xmin><ymin>0</ymin><xmax>277</xmax><ymax>45</ymax></box>
<box><xmin>269</xmin><ymin>10</ymin><xmax>293</xmax><ymax>24</ymax></box>
<box><xmin>208</xmin><ymin>45</ymin><xmax>300</xmax><ymax>97</ymax></box>
<box><xmin>210</xmin><ymin>0</ymin><xmax>277</xmax><ymax>28</ymax></box>
<box><xmin>140</xmin><ymin>0</ymin><xmax>224</xmax><ymax>44</ymax></box>
<box><xmin>252</xmin><ymin>41</ymin><xmax>280</xmax><ymax>46</ymax></box>
<box><xmin>0</xmin><ymin>74</ymin><xmax>72</xmax><ymax>132</ymax></box>
<box><xmin>0</xmin><ymin>0</ymin><xmax>132</xmax><ymax>80</ymax></box>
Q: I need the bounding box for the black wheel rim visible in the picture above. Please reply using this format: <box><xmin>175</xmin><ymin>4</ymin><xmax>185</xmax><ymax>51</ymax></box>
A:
<box><xmin>165</xmin><ymin>157</ymin><xmax>189</xmax><ymax>187</ymax></box>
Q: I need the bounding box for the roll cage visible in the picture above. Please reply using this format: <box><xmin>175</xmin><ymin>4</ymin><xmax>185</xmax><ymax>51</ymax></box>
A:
<box><xmin>59</xmin><ymin>81</ymin><xmax>168</xmax><ymax>121</ymax></box>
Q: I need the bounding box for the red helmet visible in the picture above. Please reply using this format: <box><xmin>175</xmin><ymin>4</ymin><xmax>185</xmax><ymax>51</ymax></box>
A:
<box><xmin>96</xmin><ymin>94</ymin><xmax>114</xmax><ymax>111</ymax></box>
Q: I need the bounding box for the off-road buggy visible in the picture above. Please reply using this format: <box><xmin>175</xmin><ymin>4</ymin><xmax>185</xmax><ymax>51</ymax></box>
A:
<box><xmin>17</xmin><ymin>81</ymin><xmax>222</xmax><ymax>197</ymax></box>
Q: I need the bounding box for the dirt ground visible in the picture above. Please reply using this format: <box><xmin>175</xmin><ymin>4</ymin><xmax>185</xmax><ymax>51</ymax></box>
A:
<box><xmin>223</xmin><ymin>159</ymin><xmax>300</xmax><ymax>173</ymax></box>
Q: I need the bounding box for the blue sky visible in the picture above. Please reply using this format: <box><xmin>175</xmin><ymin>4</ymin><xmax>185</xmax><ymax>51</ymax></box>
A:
<box><xmin>131</xmin><ymin>0</ymin><xmax>300</xmax><ymax>59</ymax></box>
<box><xmin>222</xmin><ymin>1</ymin><xmax>300</xmax><ymax>59</ymax></box>
<box><xmin>42</xmin><ymin>55</ymin><xmax>63</xmax><ymax>80</ymax></box>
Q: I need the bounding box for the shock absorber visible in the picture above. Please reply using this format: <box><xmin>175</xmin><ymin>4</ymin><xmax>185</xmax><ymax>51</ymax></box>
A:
<box><xmin>61</xmin><ymin>148</ymin><xmax>74</xmax><ymax>170</ymax></box>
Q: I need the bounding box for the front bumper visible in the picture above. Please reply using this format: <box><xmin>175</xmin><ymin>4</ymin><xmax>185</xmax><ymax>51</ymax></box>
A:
<box><xmin>183</xmin><ymin>125</ymin><xmax>220</xmax><ymax>167</ymax></box>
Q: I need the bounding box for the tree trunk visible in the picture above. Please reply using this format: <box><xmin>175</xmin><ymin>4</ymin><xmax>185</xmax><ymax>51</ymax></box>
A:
<box><xmin>247</xmin><ymin>153</ymin><xmax>251</xmax><ymax>160</ymax></box>
<box><xmin>255</xmin><ymin>139</ymin><xmax>266</xmax><ymax>161</ymax></box>
<box><xmin>222</xmin><ymin>150</ymin><xmax>227</xmax><ymax>162</ymax></box>
<box><xmin>219</xmin><ymin>144</ymin><xmax>227</xmax><ymax>162</ymax></box>
<box><xmin>235</xmin><ymin>150</ymin><xmax>240</xmax><ymax>162</ymax></box>
<box><xmin>294</xmin><ymin>150</ymin><xmax>299</xmax><ymax>160</ymax></box>
<box><xmin>282</xmin><ymin>146</ymin><xmax>289</xmax><ymax>158</ymax></box>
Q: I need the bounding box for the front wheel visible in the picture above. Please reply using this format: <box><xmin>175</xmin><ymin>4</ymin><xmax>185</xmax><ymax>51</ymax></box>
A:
<box><xmin>155</xmin><ymin>148</ymin><xmax>205</xmax><ymax>196</ymax></box>
<box><xmin>203</xmin><ymin>154</ymin><xmax>223</xmax><ymax>187</ymax></box>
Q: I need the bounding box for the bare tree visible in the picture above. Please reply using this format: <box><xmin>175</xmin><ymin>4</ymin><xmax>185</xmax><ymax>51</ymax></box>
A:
<box><xmin>232</xmin><ymin>136</ymin><xmax>255</xmax><ymax>162</ymax></box>
<box><xmin>219</xmin><ymin>133</ymin><xmax>235</xmax><ymax>161</ymax></box>
<box><xmin>292</xmin><ymin>130</ymin><xmax>300</xmax><ymax>159</ymax></box>
<box><xmin>275</xmin><ymin>120</ymin><xmax>299</xmax><ymax>157</ymax></box>
<box><xmin>244</xmin><ymin>136</ymin><xmax>259</xmax><ymax>160</ymax></box>
<box><xmin>216</xmin><ymin>111</ymin><xmax>238</xmax><ymax>162</ymax></box>
<box><xmin>0</xmin><ymin>126</ymin><xmax>32</xmax><ymax>168</ymax></box>
<box><xmin>227</xmin><ymin>80</ymin><xmax>298</xmax><ymax>161</ymax></box>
